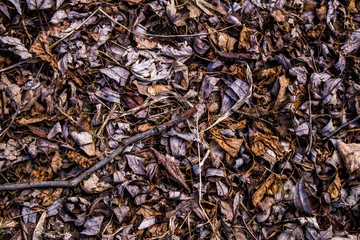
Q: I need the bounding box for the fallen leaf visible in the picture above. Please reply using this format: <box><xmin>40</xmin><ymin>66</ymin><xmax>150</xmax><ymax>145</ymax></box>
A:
<box><xmin>328</xmin><ymin>173</ymin><xmax>341</xmax><ymax>199</ymax></box>
<box><xmin>51</xmin><ymin>152</ymin><xmax>63</xmax><ymax>173</ymax></box>
<box><xmin>151</xmin><ymin>148</ymin><xmax>190</xmax><ymax>192</ymax></box>
<box><xmin>294</xmin><ymin>179</ymin><xmax>313</xmax><ymax>215</ymax></box>
<box><xmin>33</xmin><ymin>211</ymin><xmax>47</xmax><ymax>240</ymax></box>
<box><xmin>82</xmin><ymin>173</ymin><xmax>113</xmax><ymax>193</ymax></box>
<box><xmin>66</xmin><ymin>151</ymin><xmax>94</xmax><ymax>168</ymax></box>
<box><xmin>30</xmin><ymin>31</ymin><xmax>57</xmax><ymax>69</ymax></box>
<box><xmin>210</xmin><ymin>128</ymin><xmax>243</xmax><ymax>157</ymax></box>
<box><xmin>337</xmin><ymin>142</ymin><xmax>360</xmax><ymax>175</ymax></box>
<box><xmin>252</xmin><ymin>174</ymin><xmax>275</xmax><ymax>207</ymax></box>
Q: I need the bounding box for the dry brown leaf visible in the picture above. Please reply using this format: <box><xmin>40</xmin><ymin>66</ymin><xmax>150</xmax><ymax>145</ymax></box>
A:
<box><xmin>271</xmin><ymin>10</ymin><xmax>290</xmax><ymax>32</ymax></box>
<box><xmin>18</xmin><ymin>114</ymin><xmax>48</xmax><ymax>125</ymax></box>
<box><xmin>51</xmin><ymin>152</ymin><xmax>63</xmax><ymax>173</ymax></box>
<box><xmin>251</xmin><ymin>133</ymin><xmax>283</xmax><ymax>164</ymax></box>
<box><xmin>252</xmin><ymin>174</ymin><xmax>275</xmax><ymax>207</ymax></box>
<box><xmin>328</xmin><ymin>173</ymin><xmax>341</xmax><ymax>199</ymax></box>
<box><xmin>66</xmin><ymin>151</ymin><xmax>94</xmax><ymax>168</ymax></box>
<box><xmin>40</xmin><ymin>188</ymin><xmax>63</xmax><ymax>206</ymax></box>
<box><xmin>29</xmin><ymin>31</ymin><xmax>57</xmax><ymax>69</ymax></box>
<box><xmin>217</xmin><ymin>32</ymin><xmax>237</xmax><ymax>52</ymax></box>
<box><xmin>151</xmin><ymin>148</ymin><xmax>190</xmax><ymax>192</ymax></box>
<box><xmin>28</xmin><ymin>125</ymin><xmax>49</xmax><ymax>138</ymax></box>
<box><xmin>137</xmin><ymin>123</ymin><xmax>154</xmax><ymax>132</ymax></box>
<box><xmin>0</xmin><ymin>218</ymin><xmax>18</xmax><ymax>228</ymax></box>
<box><xmin>210</xmin><ymin>129</ymin><xmax>243</xmax><ymax>157</ymax></box>
<box><xmin>238</xmin><ymin>26</ymin><xmax>257</xmax><ymax>50</ymax></box>
<box><xmin>273</xmin><ymin>75</ymin><xmax>291</xmax><ymax>111</ymax></box>
<box><xmin>135</xmin><ymin>37</ymin><xmax>158</xmax><ymax>49</ymax></box>
<box><xmin>30</xmin><ymin>166</ymin><xmax>53</xmax><ymax>182</ymax></box>
<box><xmin>147</xmin><ymin>85</ymin><xmax>172</xmax><ymax>96</ymax></box>
<box><xmin>337</xmin><ymin>142</ymin><xmax>360</xmax><ymax>174</ymax></box>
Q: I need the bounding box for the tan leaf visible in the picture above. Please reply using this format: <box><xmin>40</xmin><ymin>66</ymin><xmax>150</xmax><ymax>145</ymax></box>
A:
<box><xmin>337</xmin><ymin>142</ymin><xmax>360</xmax><ymax>174</ymax></box>
<box><xmin>273</xmin><ymin>75</ymin><xmax>291</xmax><ymax>111</ymax></box>
<box><xmin>147</xmin><ymin>85</ymin><xmax>172</xmax><ymax>96</ymax></box>
<box><xmin>328</xmin><ymin>173</ymin><xmax>341</xmax><ymax>199</ymax></box>
<box><xmin>0</xmin><ymin>218</ymin><xmax>18</xmax><ymax>228</ymax></box>
<box><xmin>151</xmin><ymin>148</ymin><xmax>190</xmax><ymax>192</ymax></box>
<box><xmin>51</xmin><ymin>152</ymin><xmax>63</xmax><ymax>173</ymax></box>
<box><xmin>82</xmin><ymin>173</ymin><xmax>113</xmax><ymax>193</ymax></box>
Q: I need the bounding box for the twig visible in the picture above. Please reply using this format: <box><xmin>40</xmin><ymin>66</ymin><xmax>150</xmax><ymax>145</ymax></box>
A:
<box><xmin>306</xmin><ymin>83</ymin><xmax>313</xmax><ymax>155</ymax></box>
<box><xmin>0</xmin><ymin>60</ymin><xmax>30</xmax><ymax>73</ymax></box>
<box><xmin>0</xmin><ymin>107</ymin><xmax>197</xmax><ymax>191</ymax></box>
<box><xmin>322</xmin><ymin>115</ymin><xmax>360</xmax><ymax>140</ymax></box>
<box><xmin>96</xmin><ymin>103</ymin><xmax>117</xmax><ymax>137</ymax></box>
<box><xmin>0</xmin><ymin>108</ymin><xmax>20</xmax><ymax>140</ymax></box>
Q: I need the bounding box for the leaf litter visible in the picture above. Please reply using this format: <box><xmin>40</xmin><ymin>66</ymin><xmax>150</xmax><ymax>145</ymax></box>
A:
<box><xmin>0</xmin><ymin>0</ymin><xmax>360</xmax><ymax>239</ymax></box>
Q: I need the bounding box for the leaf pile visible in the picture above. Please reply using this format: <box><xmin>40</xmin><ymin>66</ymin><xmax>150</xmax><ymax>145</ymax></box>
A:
<box><xmin>1</xmin><ymin>0</ymin><xmax>360</xmax><ymax>239</ymax></box>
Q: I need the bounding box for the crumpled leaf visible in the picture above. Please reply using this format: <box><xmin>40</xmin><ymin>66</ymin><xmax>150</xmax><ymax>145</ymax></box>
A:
<box><xmin>0</xmin><ymin>36</ymin><xmax>32</xmax><ymax>59</ymax></box>
<box><xmin>126</xmin><ymin>155</ymin><xmax>146</xmax><ymax>175</ymax></box>
<box><xmin>138</xmin><ymin>216</ymin><xmax>156</xmax><ymax>230</ymax></box>
<box><xmin>152</xmin><ymin>148</ymin><xmax>190</xmax><ymax>192</ymax></box>
<box><xmin>252</xmin><ymin>174</ymin><xmax>275</xmax><ymax>207</ymax></box>
<box><xmin>337</xmin><ymin>142</ymin><xmax>360</xmax><ymax>174</ymax></box>
<box><xmin>82</xmin><ymin>173</ymin><xmax>113</xmax><ymax>193</ymax></box>
<box><xmin>0</xmin><ymin>218</ymin><xmax>18</xmax><ymax>228</ymax></box>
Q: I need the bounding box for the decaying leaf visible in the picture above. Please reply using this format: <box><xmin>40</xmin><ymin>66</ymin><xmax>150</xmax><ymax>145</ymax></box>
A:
<box><xmin>70</xmin><ymin>131</ymin><xmax>96</xmax><ymax>156</ymax></box>
<box><xmin>31</xmin><ymin>166</ymin><xmax>53</xmax><ymax>182</ymax></box>
<box><xmin>33</xmin><ymin>211</ymin><xmax>47</xmax><ymax>240</ymax></box>
<box><xmin>81</xmin><ymin>216</ymin><xmax>103</xmax><ymax>236</ymax></box>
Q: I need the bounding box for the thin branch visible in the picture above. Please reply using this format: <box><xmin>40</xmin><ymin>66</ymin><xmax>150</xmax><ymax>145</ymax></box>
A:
<box><xmin>322</xmin><ymin>115</ymin><xmax>360</xmax><ymax>140</ymax></box>
<box><xmin>96</xmin><ymin>103</ymin><xmax>117</xmax><ymax>138</ymax></box>
<box><xmin>0</xmin><ymin>107</ymin><xmax>197</xmax><ymax>191</ymax></box>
